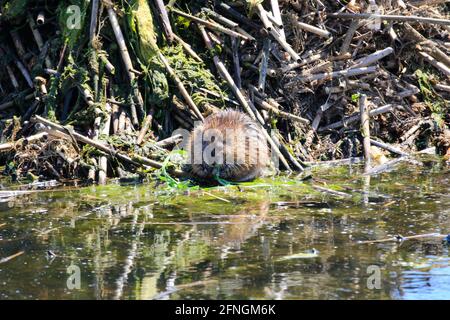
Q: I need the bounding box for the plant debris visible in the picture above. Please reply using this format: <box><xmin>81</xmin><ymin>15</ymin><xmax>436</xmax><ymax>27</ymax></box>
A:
<box><xmin>0</xmin><ymin>0</ymin><xmax>449</xmax><ymax>186</ymax></box>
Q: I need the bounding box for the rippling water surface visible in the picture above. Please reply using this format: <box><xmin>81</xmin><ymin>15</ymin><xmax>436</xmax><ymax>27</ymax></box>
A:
<box><xmin>0</xmin><ymin>159</ymin><xmax>449</xmax><ymax>300</ymax></box>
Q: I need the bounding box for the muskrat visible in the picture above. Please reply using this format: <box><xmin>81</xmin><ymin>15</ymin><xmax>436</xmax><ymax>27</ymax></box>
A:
<box><xmin>184</xmin><ymin>110</ymin><xmax>270</xmax><ymax>183</ymax></box>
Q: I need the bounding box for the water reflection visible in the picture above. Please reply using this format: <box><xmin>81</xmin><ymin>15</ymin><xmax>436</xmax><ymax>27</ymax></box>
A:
<box><xmin>0</xmin><ymin>162</ymin><xmax>449</xmax><ymax>300</ymax></box>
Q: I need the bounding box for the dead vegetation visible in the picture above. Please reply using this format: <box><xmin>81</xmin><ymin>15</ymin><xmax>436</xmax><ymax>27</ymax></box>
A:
<box><xmin>0</xmin><ymin>0</ymin><xmax>449</xmax><ymax>185</ymax></box>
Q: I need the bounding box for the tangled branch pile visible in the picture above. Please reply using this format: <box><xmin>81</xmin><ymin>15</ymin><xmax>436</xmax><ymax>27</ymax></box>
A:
<box><xmin>0</xmin><ymin>0</ymin><xmax>449</xmax><ymax>185</ymax></box>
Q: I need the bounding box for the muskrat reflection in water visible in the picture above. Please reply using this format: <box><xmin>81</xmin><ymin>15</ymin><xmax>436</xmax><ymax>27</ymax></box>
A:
<box><xmin>184</xmin><ymin>110</ymin><xmax>270</xmax><ymax>183</ymax></box>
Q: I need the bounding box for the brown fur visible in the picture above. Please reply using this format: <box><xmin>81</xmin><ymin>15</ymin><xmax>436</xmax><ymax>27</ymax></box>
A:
<box><xmin>185</xmin><ymin>110</ymin><xmax>270</xmax><ymax>183</ymax></box>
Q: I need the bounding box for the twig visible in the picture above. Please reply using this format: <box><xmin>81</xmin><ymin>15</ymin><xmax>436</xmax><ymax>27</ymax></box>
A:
<box><xmin>202</xmin><ymin>7</ymin><xmax>238</xmax><ymax>28</ymax></box>
<box><xmin>370</xmin><ymin>139</ymin><xmax>410</xmax><ymax>157</ymax></box>
<box><xmin>28</xmin><ymin>14</ymin><xmax>52</xmax><ymax>69</ymax></box>
<box><xmin>0</xmin><ymin>132</ymin><xmax>48</xmax><ymax>152</ymax></box>
<box><xmin>419</xmin><ymin>51</ymin><xmax>450</xmax><ymax>77</ymax></box>
<box><xmin>305</xmin><ymin>157</ymin><xmax>364</xmax><ymax>167</ymax></box>
<box><xmin>253</xmin><ymin>96</ymin><xmax>310</xmax><ymax>125</ymax></box>
<box><xmin>351</xmin><ymin>47</ymin><xmax>394</xmax><ymax>68</ymax></box>
<box><xmin>357</xmin><ymin>233</ymin><xmax>445</xmax><ymax>244</ymax></box>
<box><xmin>155</xmin><ymin>0</ymin><xmax>174</xmax><ymax>43</ymax></box>
<box><xmin>340</xmin><ymin>20</ymin><xmax>363</xmax><ymax>55</ymax></box>
<box><xmin>89</xmin><ymin>0</ymin><xmax>99</xmax><ymax>45</ymax></box>
<box><xmin>363</xmin><ymin>157</ymin><xmax>406</xmax><ymax>175</ymax></box>
<box><xmin>231</xmin><ymin>37</ymin><xmax>242</xmax><ymax>89</ymax></box>
<box><xmin>403</xmin><ymin>23</ymin><xmax>450</xmax><ymax>67</ymax></box>
<box><xmin>296</xmin><ymin>22</ymin><xmax>331</xmax><ymax>38</ymax></box>
<box><xmin>136</xmin><ymin>109</ymin><xmax>154</xmax><ymax>145</ymax></box>
<box><xmin>312</xmin><ymin>185</ymin><xmax>352</xmax><ymax>198</ymax></box>
<box><xmin>292</xmin><ymin>66</ymin><xmax>378</xmax><ymax>84</ymax></box>
<box><xmin>218</xmin><ymin>2</ymin><xmax>263</xmax><ymax>32</ymax></box>
<box><xmin>156</xmin><ymin>134</ymin><xmax>183</xmax><ymax>148</ymax></box>
<box><xmin>359</xmin><ymin>95</ymin><xmax>371</xmax><ymax>172</ymax></box>
<box><xmin>257</xmin><ymin>4</ymin><xmax>300</xmax><ymax>62</ymax></box>
<box><xmin>270</xmin><ymin>0</ymin><xmax>285</xmax><ymax>40</ymax></box>
<box><xmin>328</xmin><ymin>12</ymin><xmax>450</xmax><ymax>26</ymax></box>
<box><xmin>257</xmin><ymin>39</ymin><xmax>270</xmax><ymax>92</ymax></box>
<box><xmin>98</xmin><ymin>103</ymin><xmax>112</xmax><ymax>185</ymax></box>
<box><xmin>434</xmin><ymin>83</ymin><xmax>450</xmax><ymax>93</ymax></box>
<box><xmin>0</xmin><ymin>251</ymin><xmax>25</xmax><ymax>264</ymax></box>
<box><xmin>319</xmin><ymin>104</ymin><xmax>396</xmax><ymax>132</ymax></box>
<box><xmin>106</xmin><ymin>5</ymin><xmax>143</xmax><ymax>126</ymax></box>
<box><xmin>170</xmin><ymin>7</ymin><xmax>249</xmax><ymax>40</ymax></box>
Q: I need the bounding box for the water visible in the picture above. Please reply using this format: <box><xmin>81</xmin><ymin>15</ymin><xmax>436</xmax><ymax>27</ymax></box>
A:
<box><xmin>0</xmin><ymin>159</ymin><xmax>449</xmax><ymax>300</ymax></box>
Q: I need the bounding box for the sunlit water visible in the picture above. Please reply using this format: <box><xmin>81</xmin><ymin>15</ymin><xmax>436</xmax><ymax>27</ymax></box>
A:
<box><xmin>0</xmin><ymin>159</ymin><xmax>449</xmax><ymax>300</ymax></box>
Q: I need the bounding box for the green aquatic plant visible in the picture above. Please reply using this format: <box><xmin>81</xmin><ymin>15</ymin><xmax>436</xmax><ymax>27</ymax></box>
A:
<box><xmin>126</xmin><ymin>0</ymin><xmax>159</xmax><ymax>62</ymax></box>
<box><xmin>1</xmin><ymin>0</ymin><xmax>29</xmax><ymax>20</ymax></box>
<box><xmin>157</xmin><ymin>150</ymin><xmax>194</xmax><ymax>190</ymax></box>
<box><xmin>162</xmin><ymin>44</ymin><xmax>227</xmax><ymax>108</ymax></box>
<box><xmin>415</xmin><ymin>69</ymin><xmax>447</xmax><ymax>127</ymax></box>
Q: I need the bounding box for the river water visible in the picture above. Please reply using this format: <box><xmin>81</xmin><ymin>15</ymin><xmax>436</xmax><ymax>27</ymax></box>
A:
<box><xmin>0</xmin><ymin>159</ymin><xmax>449</xmax><ymax>299</ymax></box>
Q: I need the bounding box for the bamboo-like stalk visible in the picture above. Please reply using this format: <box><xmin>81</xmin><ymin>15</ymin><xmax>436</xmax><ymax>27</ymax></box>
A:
<box><xmin>434</xmin><ymin>83</ymin><xmax>450</xmax><ymax>93</ymax></box>
<box><xmin>5</xmin><ymin>65</ymin><xmax>20</xmax><ymax>90</ymax></box>
<box><xmin>156</xmin><ymin>134</ymin><xmax>184</xmax><ymax>148</ymax></box>
<box><xmin>370</xmin><ymin>139</ymin><xmax>409</xmax><ymax>157</ymax></box>
<box><xmin>218</xmin><ymin>2</ymin><xmax>263</xmax><ymax>32</ymax></box>
<box><xmin>339</xmin><ymin>20</ymin><xmax>362</xmax><ymax>55</ymax></box>
<box><xmin>89</xmin><ymin>0</ymin><xmax>100</xmax><ymax>45</ymax></box>
<box><xmin>231</xmin><ymin>37</ymin><xmax>242</xmax><ymax>89</ymax></box>
<box><xmin>202</xmin><ymin>7</ymin><xmax>238</xmax><ymax>28</ymax></box>
<box><xmin>106</xmin><ymin>5</ymin><xmax>143</xmax><ymax>126</ymax></box>
<box><xmin>254</xmin><ymin>96</ymin><xmax>310</xmax><ymax>125</ymax></box>
<box><xmin>319</xmin><ymin>104</ymin><xmax>396</xmax><ymax>132</ymax></box>
<box><xmin>258</xmin><ymin>39</ymin><xmax>270</xmax><ymax>93</ymax></box>
<box><xmin>296</xmin><ymin>22</ymin><xmax>331</xmax><ymax>38</ymax></box>
<box><xmin>270</xmin><ymin>0</ymin><xmax>285</xmax><ymax>41</ymax></box>
<box><xmin>293</xmin><ymin>66</ymin><xmax>378</xmax><ymax>83</ymax></box>
<box><xmin>100</xmin><ymin>54</ymin><xmax>116</xmax><ymax>74</ymax></box>
<box><xmin>28</xmin><ymin>14</ymin><xmax>52</xmax><ymax>69</ymax></box>
<box><xmin>198</xmin><ymin>88</ymin><xmax>240</xmax><ymax>106</ymax></box>
<box><xmin>136</xmin><ymin>109</ymin><xmax>154</xmax><ymax>145</ymax></box>
<box><xmin>419</xmin><ymin>51</ymin><xmax>450</xmax><ymax>77</ymax></box>
<box><xmin>10</xmin><ymin>30</ymin><xmax>27</xmax><ymax>60</ymax></box>
<box><xmin>359</xmin><ymin>95</ymin><xmax>371</xmax><ymax>171</ymax></box>
<box><xmin>256</xmin><ymin>4</ymin><xmax>301</xmax><ymax>62</ymax></box>
<box><xmin>351</xmin><ymin>47</ymin><xmax>394</xmax><ymax>68</ymax></box>
<box><xmin>155</xmin><ymin>0</ymin><xmax>174</xmax><ymax>43</ymax></box>
<box><xmin>0</xmin><ymin>251</ymin><xmax>25</xmax><ymax>264</ymax></box>
<box><xmin>157</xmin><ymin>51</ymin><xmax>204</xmax><ymax>121</ymax></box>
<box><xmin>0</xmin><ymin>92</ymin><xmax>34</xmax><ymax>111</ymax></box>
<box><xmin>329</xmin><ymin>12</ymin><xmax>450</xmax><ymax>26</ymax></box>
<box><xmin>281</xmin><ymin>52</ymin><xmax>351</xmax><ymax>73</ymax></box>
<box><xmin>256</xmin><ymin>4</ymin><xmax>274</xmax><ymax>31</ymax></box>
<box><xmin>112</xmin><ymin>104</ymin><xmax>120</xmax><ymax>134</ymax></box>
<box><xmin>98</xmin><ymin>103</ymin><xmax>112</xmax><ymax>185</ymax></box>
<box><xmin>36</xmin><ymin>11</ymin><xmax>45</xmax><ymax>25</ymax></box>
<box><xmin>15</xmin><ymin>59</ymin><xmax>33</xmax><ymax>88</ymax></box>
<box><xmin>199</xmin><ymin>26</ymin><xmax>292</xmax><ymax>171</ymax></box>
<box><xmin>0</xmin><ymin>132</ymin><xmax>48</xmax><ymax>152</ymax></box>
<box><xmin>266</xmin><ymin>12</ymin><xmax>283</xmax><ymax>29</ymax></box>
<box><xmin>170</xmin><ymin>7</ymin><xmax>250</xmax><ymax>40</ymax></box>
<box><xmin>403</xmin><ymin>23</ymin><xmax>450</xmax><ymax>67</ymax></box>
